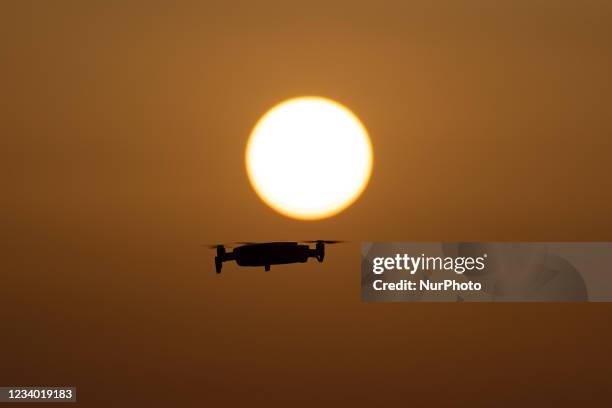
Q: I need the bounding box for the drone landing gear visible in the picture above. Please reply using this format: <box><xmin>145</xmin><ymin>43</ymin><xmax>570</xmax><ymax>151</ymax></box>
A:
<box><xmin>315</xmin><ymin>241</ymin><xmax>325</xmax><ymax>262</ymax></box>
<box><xmin>215</xmin><ymin>246</ymin><xmax>226</xmax><ymax>274</ymax></box>
<box><xmin>215</xmin><ymin>257</ymin><xmax>222</xmax><ymax>274</ymax></box>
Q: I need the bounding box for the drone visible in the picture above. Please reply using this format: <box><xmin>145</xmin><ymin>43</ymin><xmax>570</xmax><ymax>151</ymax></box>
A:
<box><xmin>208</xmin><ymin>241</ymin><xmax>343</xmax><ymax>273</ymax></box>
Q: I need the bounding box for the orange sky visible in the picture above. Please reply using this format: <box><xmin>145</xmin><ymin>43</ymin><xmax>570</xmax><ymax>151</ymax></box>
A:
<box><xmin>2</xmin><ymin>1</ymin><xmax>612</xmax><ymax>406</ymax></box>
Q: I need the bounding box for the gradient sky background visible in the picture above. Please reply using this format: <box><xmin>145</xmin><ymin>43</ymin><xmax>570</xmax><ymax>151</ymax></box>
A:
<box><xmin>2</xmin><ymin>1</ymin><xmax>612</xmax><ymax>406</ymax></box>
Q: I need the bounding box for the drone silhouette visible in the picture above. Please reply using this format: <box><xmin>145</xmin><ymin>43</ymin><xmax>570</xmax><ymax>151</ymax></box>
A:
<box><xmin>207</xmin><ymin>241</ymin><xmax>343</xmax><ymax>273</ymax></box>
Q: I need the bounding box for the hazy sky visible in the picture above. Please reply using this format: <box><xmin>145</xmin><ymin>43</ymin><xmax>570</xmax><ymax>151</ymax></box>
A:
<box><xmin>2</xmin><ymin>2</ymin><xmax>612</xmax><ymax>406</ymax></box>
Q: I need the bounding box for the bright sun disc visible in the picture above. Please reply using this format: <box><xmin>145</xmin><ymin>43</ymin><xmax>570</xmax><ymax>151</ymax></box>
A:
<box><xmin>246</xmin><ymin>96</ymin><xmax>373</xmax><ymax>220</ymax></box>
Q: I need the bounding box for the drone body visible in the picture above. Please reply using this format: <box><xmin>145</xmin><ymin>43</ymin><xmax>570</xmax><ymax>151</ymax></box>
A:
<box><xmin>213</xmin><ymin>241</ymin><xmax>338</xmax><ymax>273</ymax></box>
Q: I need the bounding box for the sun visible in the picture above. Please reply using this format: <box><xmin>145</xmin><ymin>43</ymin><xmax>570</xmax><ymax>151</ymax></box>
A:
<box><xmin>246</xmin><ymin>96</ymin><xmax>373</xmax><ymax>220</ymax></box>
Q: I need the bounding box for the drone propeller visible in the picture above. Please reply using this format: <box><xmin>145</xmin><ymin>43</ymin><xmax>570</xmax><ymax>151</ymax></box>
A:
<box><xmin>204</xmin><ymin>241</ymin><xmax>345</xmax><ymax>248</ymax></box>
<box><xmin>300</xmin><ymin>240</ymin><xmax>346</xmax><ymax>244</ymax></box>
<box><xmin>203</xmin><ymin>242</ymin><xmax>257</xmax><ymax>249</ymax></box>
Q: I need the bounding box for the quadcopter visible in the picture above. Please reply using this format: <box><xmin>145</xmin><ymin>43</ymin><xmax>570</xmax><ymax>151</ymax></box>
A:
<box><xmin>208</xmin><ymin>241</ymin><xmax>342</xmax><ymax>273</ymax></box>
